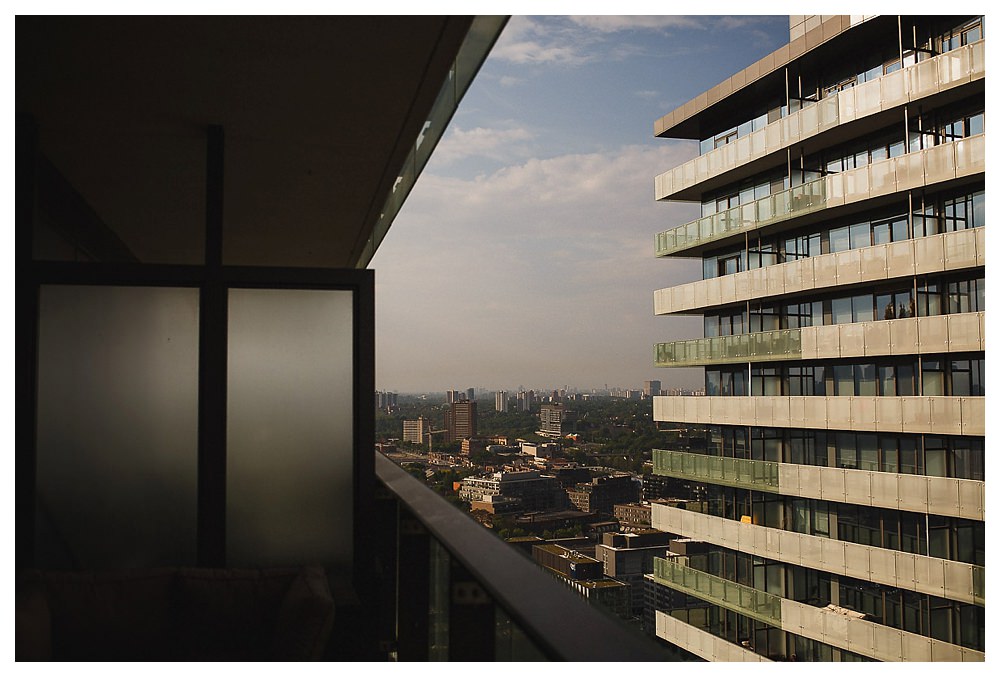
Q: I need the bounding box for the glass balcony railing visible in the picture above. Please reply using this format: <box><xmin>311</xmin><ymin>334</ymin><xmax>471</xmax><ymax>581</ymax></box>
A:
<box><xmin>655</xmin><ymin>180</ymin><xmax>826</xmax><ymax>257</ymax></box>
<box><xmin>654</xmin><ymin>40</ymin><xmax>983</xmax><ymax>202</ymax></box>
<box><xmin>652</xmin><ymin>449</ymin><xmax>779</xmax><ymax>492</ymax></box>
<box><xmin>655</xmin><ymin>328</ymin><xmax>801</xmax><ymax>367</ymax></box>
<box><xmin>374</xmin><ymin>453</ymin><xmax>682</xmax><ymax>661</ymax></box>
<box><xmin>652</xmin><ymin>557</ymin><xmax>783</xmax><ymax>626</ymax></box>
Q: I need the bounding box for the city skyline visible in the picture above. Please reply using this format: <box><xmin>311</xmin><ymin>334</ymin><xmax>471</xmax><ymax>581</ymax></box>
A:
<box><xmin>371</xmin><ymin>15</ymin><xmax>790</xmax><ymax>392</ymax></box>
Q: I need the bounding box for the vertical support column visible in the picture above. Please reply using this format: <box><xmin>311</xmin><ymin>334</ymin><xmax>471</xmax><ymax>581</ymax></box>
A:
<box><xmin>396</xmin><ymin>509</ymin><xmax>432</xmax><ymax>661</ymax></box>
<box><xmin>373</xmin><ymin>488</ymin><xmax>401</xmax><ymax>659</ymax></box>
<box><xmin>354</xmin><ymin>268</ymin><xmax>377</xmax><ymax>618</ymax></box>
<box><xmin>198</xmin><ymin>124</ymin><xmax>227</xmax><ymax>566</ymax></box>
<box><xmin>448</xmin><ymin>559</ymin><xmax>496</xmax><ymax>660</ymax></box>
<box><xmin>17</xmin><ymin>114</ymin><xmax>39</xmax><ymax>569</ymax></box>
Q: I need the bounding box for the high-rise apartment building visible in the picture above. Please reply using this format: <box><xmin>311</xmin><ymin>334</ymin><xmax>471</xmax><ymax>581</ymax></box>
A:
<box><xmin>517</xmin><ymin>390</ymin><xmax>535</xmax><ymax>412</ymax></box>
<box><xmin>647</xmin><ymin>16</ymin><xmax>984</xmax><ymax>662</ymax></box>
<box><xmin>539</xmin><ymin>403</ymin><xmax>576</xmax><ymax>438</ymax></box>
<box><xmin>446</xmin><ymin>400</ymin><xmax>478</xmax><ymax>442</ymax></box>
<box><xmin>495</xmin><ymin>390</ymin><xmax>509</xmax><ymax>412</ymax></box>
<box><xmin>402</xmin><ymin>417</ymin><xmax>427</xmax><ymax>445</ymax></box>
<box><xmin>644</xmin><ymin>380</ymin><xmax>662</xmax><ymax>397</ymax></box>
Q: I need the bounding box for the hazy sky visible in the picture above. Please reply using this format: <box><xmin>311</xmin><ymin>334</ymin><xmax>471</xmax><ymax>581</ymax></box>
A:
<box><xmin>371</xmin><ymin>15</ymin><xmax>790</xmax><ymax>394</ymax></box>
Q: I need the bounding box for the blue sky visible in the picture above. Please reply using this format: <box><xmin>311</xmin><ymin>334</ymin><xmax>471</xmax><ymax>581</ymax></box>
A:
<box><xmin>371</xmin><ymin>15</ymin><xmax>790</xmax><ymax>394</ymax></box>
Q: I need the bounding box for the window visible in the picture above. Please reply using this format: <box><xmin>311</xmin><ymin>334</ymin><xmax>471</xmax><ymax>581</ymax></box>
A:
<box><xmin>829</xmin><ymin>225</ymin><xmax>851</xmax><ymax>253</ymax></box>
<box><xmin>917</xmin><ymin>282</ymin><xmax>942</xmax><ymax>316</ymax></box>
<box><xmin>855</xmin><ymin>364</ymin><xmax>877</xmax><ymax>396</ymax></box>
<box><xmin>849</xmin><ymin>222</ymin><xmax>871</xmax><ymax>249</ymax></box>
<box><xmin>831</xmin><ymin>297</ymin><xmax>853</xmax><ymax>325</ymax></box>
<box><xmin>922</xmin><ymin>360</ymin><xmax>945</xmax><ymax>396</ymax></box>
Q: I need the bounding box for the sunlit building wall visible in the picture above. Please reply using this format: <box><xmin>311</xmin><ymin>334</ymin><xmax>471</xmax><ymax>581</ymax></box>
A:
<box><xmin>648</xmin><ymin>15</ymin><xmax>984</xmax><ymax>662</ymax></box>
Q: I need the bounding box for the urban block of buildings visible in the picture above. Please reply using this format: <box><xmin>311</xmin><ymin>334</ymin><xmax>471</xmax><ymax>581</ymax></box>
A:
<box><xmin>647</xmin><ymin>15</ymin><xmax>984</xmax><ymax>662</ymax></box>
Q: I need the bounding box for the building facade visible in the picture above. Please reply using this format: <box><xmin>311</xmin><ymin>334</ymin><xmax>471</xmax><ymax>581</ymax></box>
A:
<box><xmin>539</xmin><ymin>403</ymin><xmax>576</xmax><ymax>438</ymax></box>
<box><xmin>446</xmin><ymin>400</ymin><xmax>478</xmax><ymax>442</ymax></box>
<box><xmin>648</xmin><ymin>16</ymin><xmax>984</xmax><ymax>662</ymax></box>
<box><xmin>567</xmin><ymin>474</ymin><xmax>642</xmax><ymax>517</ymax></box>
<box><xmin>402</xmin><ymin>417</ymin><xmax>427</xmax><ymax>445</ymax></box>
<box><xmin>495</xmin><ymin>390</ymin><xmax>509</xmax><ymax>412</ymax></box>
<box><xmin>459</xmin><ymin>470</ymin><xmax>566</xmax><ymax>512</ymax></box>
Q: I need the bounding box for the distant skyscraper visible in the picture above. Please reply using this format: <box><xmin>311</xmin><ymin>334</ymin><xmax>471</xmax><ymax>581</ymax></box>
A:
<box><xmin>467</xmin><ymin>387</ymin><xmax>475</xmax><ymax>402</ymax></box>
<box><xmin>517</xmin><ymin>390</ymin><xmax>534</xmax><ymax>412</ymax></box>
<box><xmin>643</xmin><ymin>380</ymin><xmax>661</xmax><ymax>397</ymax></box>
<box><xmin>495</xmin><ymin>390</ymin><xmax>509</xmax><ymax>413</ymax></box>
<box><xmin>446</xmin><ymin>400</ymin><xmax>478</xmax><ymax>442</ymax></box>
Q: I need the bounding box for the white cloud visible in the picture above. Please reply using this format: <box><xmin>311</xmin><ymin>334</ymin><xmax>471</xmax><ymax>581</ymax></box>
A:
<box><xmin>566</xmin><ymin>15</ymin><xmax>704</xmax><ymax>33</ymax></box>
<box><xmin>499</xmin><ymin>75</ymin><xmax>523</xmax><ymax>87</ymax></box>
<box><xmin>432</xmin><ymin>125</ymin><xmax>535</xmax><ymax>165</ymax></box>
<box><xmin>491</xmin><ymin>38</ymin><xmax>591</xmax><ymax>66</ymax></box>
<box><xmin>635</xmin><ymin>89</ymin><xmax>659</xmax><ymax>100</ymax></box>
<box><xmin>371</xmin><ymin>141</ymin><xmax>706</xmax><ymax>391</ymax></box>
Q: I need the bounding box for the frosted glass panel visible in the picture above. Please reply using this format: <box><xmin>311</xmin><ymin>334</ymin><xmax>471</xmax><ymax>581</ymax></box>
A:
<box><xmin>227</xmin><ymin>289</ymin><xmax>354</xmax><ymax>570</ymax></box>
<box><xmin>35</xmin><ymin>285</ymin><xmax>199</xmax><ymax>568</ymax></box>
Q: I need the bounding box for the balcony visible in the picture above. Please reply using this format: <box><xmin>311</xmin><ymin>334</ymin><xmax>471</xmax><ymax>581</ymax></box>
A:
<box><xmin>651</xmin><ymin>504</ymin><xmax>984</xmax><ymax>607</ymax></box>
<box><xmin>654</xmin><ymin>134</ymin><xmax>984</xmax><ymax>257</ymax></box>
<box><xmin>654</xmin><ymin>227</ymin><xmax>984</xmax><ymax>315</ymax></box>
<box><xmin>373</xmin><ymin>453</ymin><xmax>681</xmax><ymax>660</ymax></box>
<box><xmin>655</xmin><ymin>328</ymin><xmax>801</xmax><ymax>367</ymax></box>
<box><xmin>652</xmin><ymin>557</ymin><xmax>782</xmax><ymax>625</ymax></box>
<box><xmin>654</xmin><ymin>40</ymin><xmax>984</xmax><ymax>201</ymax></box>
<box><xmin>654</xmin><ymin>611</ymin><xmax>772</xmax><ymax>662</ymax></box>
<box><xmin>653</xmin><ymin>394</ymin><xmax>985</xmax><ymax>436</ymax></box>
<box><xmin>652</xmin><ymin>449</ymin><xmax>984</xmax><ymax>521</ymax></box>
<box><xmin>651</xmin><ymin>558</ymin><xmax>983</xmax><ymax>661</ymax></box>
<box><xmin>652</xmin><ymin>448</ymin><xmax>779</xmax><ymax>493</ymax></box>
<box><xmin>655</xmin><ymin>312</ymin><xmax>985</xmax><ymax>367</ymax></box>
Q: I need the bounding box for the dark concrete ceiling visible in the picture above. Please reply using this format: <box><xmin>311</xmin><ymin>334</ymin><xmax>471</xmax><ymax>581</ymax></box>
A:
<box><xmin>18</xmin><ymin>15</ymin><xmax>475</xmax><ymax>267</ymax></box>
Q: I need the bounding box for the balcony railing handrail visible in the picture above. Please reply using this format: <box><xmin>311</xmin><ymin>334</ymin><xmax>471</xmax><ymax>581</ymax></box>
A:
<box><xmin>655</xmin><ymin>177</ymin><xmax>827</xmax><ymax>256</ymax></box>
<box><xmin>375</xmin><ymin>453</ymin><xmax>678</xmax><ymax>661</ymax></box>
<box><xmin>652</xmin><ymin>557</ymin><xmax>782</xmax><ymax>625</ymax></box>
<box><xmin>652</xmin><ymin>449</ymin><xmax>780</xmax><ymax>491</ymax></box>
<box><xmin>655</xmin><ymin>130</ymin><xmax>984</xmax><ymax>258</ymax></box>
<box><xmin>655</xmin><ymin>327</ymin><xmax>802</xmax><ymax>367</ymax></box>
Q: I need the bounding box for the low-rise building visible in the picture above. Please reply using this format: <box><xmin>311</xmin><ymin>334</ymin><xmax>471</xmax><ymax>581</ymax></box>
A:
<box><xmin>613</xmin><ymin>502</ymin><xmax>652</xmax><ymax>528</ymax></box>
<box><xmin>521</xmin><ymin>441</ymin><xmax>559</xmax><ymax>458</ymax></box>
<box><xmin>532</xmin><ymin>543</ymin><xmax>631</xmax><ymax>620</ymax></box>
<box><xmin>567</xmin><ymin>474</ymin><xmax>641</xmax><ymax>516</ymax></box>
<box><xmin>595</xmin><ymin>531</ymin><xmax>671</xmax><ymax>621</ymax></box>
<box><xmin>459</xmin><ymin>470</ymin><xmax>566</xmax><ymax>511</ymax></box>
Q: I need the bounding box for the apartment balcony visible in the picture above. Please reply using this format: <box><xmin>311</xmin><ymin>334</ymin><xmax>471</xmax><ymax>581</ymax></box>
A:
<box><xmin>650</xmin><ymin>558</ymin><xmax>984</xmax><ymax>661</ymax></box>
<box><xmin>654</xmin><ymin>611</ymin><xmax>772</xmax><ymax>662</ymax></box>
<box><xmin>372</xmin><ymin>453</ymin><xmax>680</xmax><ymax>661</ymax></box>
<box><xmin>653</xmin><ymin>394</ymin><xmax>984</xmax><ymax>436</ymax></box>
<box><xmin>654</xmin><ymin>312</ymin><xmax>985</xmax><ymax>367</ymax></box>
<box><xmin>651</xmin><ymin>504</ymin><xmax>983</xmax><ymax>607</ymax></box>
<box><xmin>652</xmin><ymin>449</ymin><xmax>984</xmax><ymax>521</ymax></box>
<box><xmin>654</xmin><ymin>40</ymin><xmax>984</xmax><ymax>201</ymax></box>
<box><xmin>654</xmin><ymin>226</ymin><xmax>984</xmax><ymax>315</ymax></box>
<box><xmin>654</xmin><ymin>134</ymin><xmax>984</xmax><ymax>257</ymax></box>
